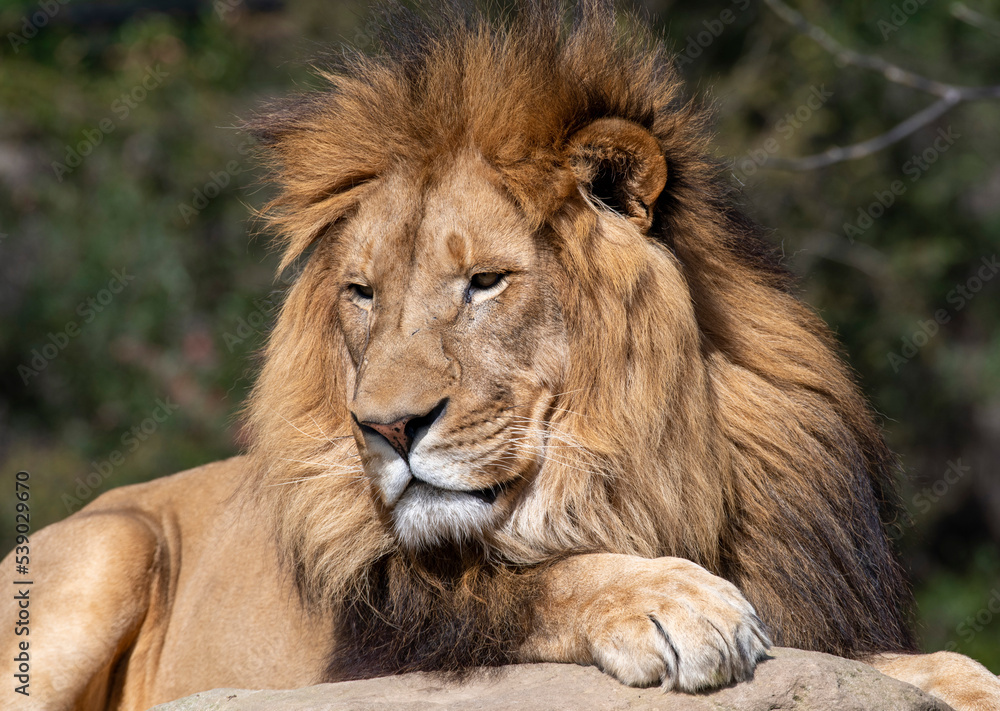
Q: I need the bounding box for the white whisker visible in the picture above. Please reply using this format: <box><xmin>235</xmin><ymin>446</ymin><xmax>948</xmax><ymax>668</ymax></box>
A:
<box><xmin>278</xmin><ymin>457</ymin><xmax>361</xmax><ymax>469</ymax></box>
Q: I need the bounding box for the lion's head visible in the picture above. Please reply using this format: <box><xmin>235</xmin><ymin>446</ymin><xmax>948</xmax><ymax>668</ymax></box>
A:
<box><xmin>244</xmin><ymin>0</ymin><xmax>913</xmax><ymax>673</ymax></box>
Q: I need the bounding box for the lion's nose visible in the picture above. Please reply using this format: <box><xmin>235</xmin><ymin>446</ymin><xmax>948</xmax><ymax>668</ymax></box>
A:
<box><xmin>356</xmin><ymin>399</ymin><xmax>447</xmax><ymax>461</ymax></box>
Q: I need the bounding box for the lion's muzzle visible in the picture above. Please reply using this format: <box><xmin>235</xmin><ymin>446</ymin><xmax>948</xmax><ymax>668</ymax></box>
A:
<box><xmin>351</xmin><ymin>395</ymin><xmax>525</xmax><ymax>548</ymax></box>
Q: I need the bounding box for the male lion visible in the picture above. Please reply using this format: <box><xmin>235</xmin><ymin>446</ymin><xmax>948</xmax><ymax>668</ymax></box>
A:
<box><xmin>4</xmin><ymin>2</ymin><xmax>999</xmax><ymax>710</ymax></box>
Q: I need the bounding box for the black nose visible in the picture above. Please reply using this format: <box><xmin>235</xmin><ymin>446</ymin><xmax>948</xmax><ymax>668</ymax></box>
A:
<box><xmin>357</xmin><ymin>399</ymin><xmax>447</xmax><ymax>461</ymax></box>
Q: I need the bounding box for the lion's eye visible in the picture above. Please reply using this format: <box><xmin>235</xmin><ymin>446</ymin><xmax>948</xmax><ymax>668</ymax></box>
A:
<box><xmin>350</xmin><ymin>283</ymin><xmax>374</xmax><ymax>300</ymax></box>
<box><xmin>470</xmin><ymin>272</ymin><xmax>504</xmax><ymax>290</ymax></box>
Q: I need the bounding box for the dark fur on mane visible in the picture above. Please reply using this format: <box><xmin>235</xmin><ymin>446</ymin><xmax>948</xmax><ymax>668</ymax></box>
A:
<box><xmin>327</xmin><ymin>547</ymin><xmax>538</xmax><ymax>681</ymax></box>
<box><xmin>246</xmin><ymin>0</ymin><xmax>916</xmax><ymax>676</ymax></box>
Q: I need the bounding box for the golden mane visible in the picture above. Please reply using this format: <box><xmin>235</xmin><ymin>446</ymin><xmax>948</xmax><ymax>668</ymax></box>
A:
<box><xmin>244</xmin><ymin>0</ymin><xmax>915</xmax><ymax>665</ymax></box>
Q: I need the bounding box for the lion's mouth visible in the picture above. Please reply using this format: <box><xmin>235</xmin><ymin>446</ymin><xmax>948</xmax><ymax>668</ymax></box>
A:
<box><xmin>407</xmin><ymin>477</ymin><xmax>510</xmax><ymax>505</ymax></box>
<box><xmin>465</xmin><ymin>481</ymin><xmax>506</xmax><ymax>504</ymax></box>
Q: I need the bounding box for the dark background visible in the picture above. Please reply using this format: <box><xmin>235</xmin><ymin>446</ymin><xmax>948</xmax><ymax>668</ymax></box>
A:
<box><xmin>1</xmin><ymin>0</ymin><xmax>998</xmax><ymax>669</ymax></box>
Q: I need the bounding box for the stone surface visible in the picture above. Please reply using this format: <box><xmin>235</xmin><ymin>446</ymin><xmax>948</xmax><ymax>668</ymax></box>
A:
<box><xmin>150</xmin><ymin>647</ymin><xmax>952</xmax><ymax>711</ymax></box>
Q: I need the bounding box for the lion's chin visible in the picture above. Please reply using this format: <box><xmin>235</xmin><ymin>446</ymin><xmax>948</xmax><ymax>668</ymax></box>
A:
<box><xmin>390</xmin><ymin>480</ymin><xmax>503</xmax><ymax>549</ymax></box>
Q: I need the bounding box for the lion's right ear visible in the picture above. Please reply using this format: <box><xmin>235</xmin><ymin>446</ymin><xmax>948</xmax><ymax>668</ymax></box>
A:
<box><xmin>568</xmin><ymin>118</ymin><xmax>667</xmax><ymax>233</ymax></box>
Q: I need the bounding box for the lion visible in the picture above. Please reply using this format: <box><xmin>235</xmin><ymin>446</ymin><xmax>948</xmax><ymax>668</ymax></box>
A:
<box><xmin>4</xmin><ymin>2</ymin><xmax>999</xmax><ymax>710</ymax></box>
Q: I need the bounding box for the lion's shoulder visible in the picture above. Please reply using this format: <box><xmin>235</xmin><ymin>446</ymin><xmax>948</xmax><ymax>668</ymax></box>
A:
<box><xmin>69</xmin><ymin>455</ymin><xmax>253</xmax><ymax>569</ymax></box>
<box><xmin>82</xmin><ymin>455</ymin><xmax>248</xmax><ymax>517</ymax></box>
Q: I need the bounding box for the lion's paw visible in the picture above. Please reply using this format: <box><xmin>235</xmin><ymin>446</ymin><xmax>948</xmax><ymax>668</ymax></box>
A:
<box><xmin>578</xmin><ymin>557</ymin><xmax>771</xmax><ymax>691</ymax></box>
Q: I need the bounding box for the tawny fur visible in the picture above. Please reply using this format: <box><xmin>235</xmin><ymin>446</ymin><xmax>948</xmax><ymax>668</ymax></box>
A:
<box><xmin>5</xmin><ymin>3</ymin><xmax>999</xmax><ymax>710</ymax></box>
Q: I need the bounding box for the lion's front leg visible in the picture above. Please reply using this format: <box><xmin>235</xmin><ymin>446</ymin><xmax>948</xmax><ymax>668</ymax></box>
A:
<box><xmin>521</xmin><ymin>553</ymin><xmax>771</xmax><ymax>691</ymax></box>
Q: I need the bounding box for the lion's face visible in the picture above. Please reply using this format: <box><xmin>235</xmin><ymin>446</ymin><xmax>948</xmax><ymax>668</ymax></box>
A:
<box><xmin>332</xmin><ymin>153</ymin><xmax>568</xmax><ymax>548</ymax></box>
<box><xmin>253</xmin><ymin>110</ymin><xmax>675</xmax><ymax>564</ymax></box>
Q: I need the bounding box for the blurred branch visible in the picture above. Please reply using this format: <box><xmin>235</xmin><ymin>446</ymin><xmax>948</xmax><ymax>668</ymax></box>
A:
<box><xmin>764</xmin><ymin>0</ymin><xmax>971</xmax><ymax>97</ymax></box>
<box><xmin>760</xmin><ymin>0</ymin><xmax>1000</xmax><ymax>171</ymax></box>
<box><xmin>764</xmin><ymin>97</ymin><xmax>958</xmax><ymax>171</ymax></box>
<box><xmin>951</xmin><ymin>2</ymin><xmax>1000</xmax><ymax>38</ymax></box>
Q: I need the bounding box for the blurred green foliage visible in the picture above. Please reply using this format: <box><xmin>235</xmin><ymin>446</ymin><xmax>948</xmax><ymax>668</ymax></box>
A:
<box><xmin>1</xmin><ymin>0</ymin><xmax>998</xmax><ymax>669</ymax></box>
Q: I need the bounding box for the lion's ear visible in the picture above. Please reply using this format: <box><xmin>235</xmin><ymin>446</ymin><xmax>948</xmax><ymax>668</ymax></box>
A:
<box><xmin>568</xmin><ymin>118</ymin><xmax>667</xmax><ymax>233</ymax></box>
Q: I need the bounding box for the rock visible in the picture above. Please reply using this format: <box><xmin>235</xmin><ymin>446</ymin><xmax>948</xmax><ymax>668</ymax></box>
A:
<box><xmin>150</xmin><ymin>647</ymin><xmax>952</xmax><ymax>711</ymax></box>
